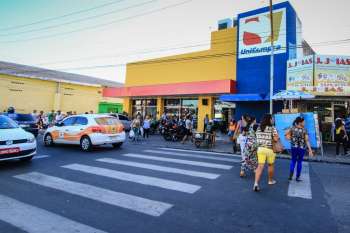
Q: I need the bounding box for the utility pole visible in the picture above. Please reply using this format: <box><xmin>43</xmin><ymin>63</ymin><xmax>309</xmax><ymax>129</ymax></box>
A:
<box><xmin>269</xmin><ymin>0</ymin><xmax>274</xmax><ymax>114</ymax></box>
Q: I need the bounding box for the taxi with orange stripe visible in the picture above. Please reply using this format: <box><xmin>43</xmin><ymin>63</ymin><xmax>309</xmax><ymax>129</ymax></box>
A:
<box><xmin>43</xmin><ymin>114</ymin><xmax>125</xmax><ymax>151</ymax></box>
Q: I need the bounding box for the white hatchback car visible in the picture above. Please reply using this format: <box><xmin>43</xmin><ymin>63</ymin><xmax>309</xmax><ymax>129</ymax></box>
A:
<box><xmin>44</xmin><ymin>114</ymin><xmax>126</xmax><ymax>151</ymax></box>
<box><xmin>0</xmin><ymin>115</ymin><xmax>36</xmax><ymax>162</ymax></box>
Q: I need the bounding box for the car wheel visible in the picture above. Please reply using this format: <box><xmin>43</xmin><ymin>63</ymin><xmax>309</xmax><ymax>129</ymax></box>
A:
<box><xmin>20</xmin><ymin>156</ymin><xmax>33</xmax><ymax>162</ymax></box>
<box><xmin>44</xmin><ymin>133</ymin><xmax>54</xmax><ymax>147</ymax></box>
<box><xmin>112</xmin><ymin>142</ymin><xmax>123</xmax><ymax>149</ymax></box>
<box><xmin>80</xmin><ymin>136</ymin><xmax>92</xmax><ymax>152</ymax></box>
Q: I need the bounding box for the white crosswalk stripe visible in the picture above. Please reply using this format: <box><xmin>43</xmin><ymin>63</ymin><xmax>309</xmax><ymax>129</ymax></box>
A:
<box><xmin>122</xmin><ymin>153</ymin><xmax>233</xmax><ymax>170</ymax></box>
<box><xmin>144</xmin><ymin>149</ymin><xmax>240</xmax><ymax>163</ymax></box>
<box><xmin>96</xmin><ymin>158</ymin><xmax>220</xmax><ymax>179</ymax></box>
<box><xmin>159</xmin><ymin>147</ymin><xmax>239</xmax><ymax>157</ymax></box>
<box><xmin>15</xmin><ymin>172</ymin><xmax>173</xmax><ymax>217</ymax></box>
<box><xmin>63</xmin><ymin>163</ymin><xmax>201</xmax><ymax>194</ymax></box>
<box><xmin>0</xmin><ymin>194</ymin><xmax>107</xmax><ymax>233</ymax></box>
<box><xmin>288</xmin><ymin>162</ymin><xmax>312</xmax><ymax>199</ymax></box>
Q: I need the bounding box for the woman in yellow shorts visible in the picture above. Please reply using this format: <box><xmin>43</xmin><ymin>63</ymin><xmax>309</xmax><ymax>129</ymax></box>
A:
<box><xmin>253</xmin><ymin>114</ymin><xmax>279</xmax><ymax>192</ymax></box>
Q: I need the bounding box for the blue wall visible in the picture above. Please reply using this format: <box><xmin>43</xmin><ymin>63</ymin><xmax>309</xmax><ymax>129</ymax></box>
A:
<box><xmin>235</xmin><ymin>1</ymin><xmax>298</xmax><ymax>120</ymax></box>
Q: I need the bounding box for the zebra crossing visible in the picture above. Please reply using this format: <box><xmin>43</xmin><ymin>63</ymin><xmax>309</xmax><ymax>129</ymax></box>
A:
<box><xmin>0</xmin><ymin>147</ymin><xmax>314</xmax><ymax>232</ymax></box>
<box><xmin>1</xmin><ymin>148</ymin><xmax>237</xmax><ymax>233</ymax></box>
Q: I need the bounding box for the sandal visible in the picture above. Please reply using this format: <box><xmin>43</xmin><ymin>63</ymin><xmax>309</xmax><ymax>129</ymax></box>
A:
<box><xmin>268</xmin><ymin>180</ymin><xmax>277</xmax><ymax>185</ymax></box>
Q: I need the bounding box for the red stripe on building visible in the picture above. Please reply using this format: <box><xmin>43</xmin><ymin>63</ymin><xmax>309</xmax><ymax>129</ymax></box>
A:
<box><xmin>103</xmin><ymin>80</ymin><xmax>236</xmax><ymax>97</ymax></box>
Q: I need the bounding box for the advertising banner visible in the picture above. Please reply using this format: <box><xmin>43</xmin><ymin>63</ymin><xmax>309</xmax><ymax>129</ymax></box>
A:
<box><xmin>314</xmin><ymin>55</ymin><xmax>350</xmax><ymax>96</ymax></box>
<box><xmin>286</xmin><ymin>55</ymin><xmax>314</xmax><ymax>91</ymax></box>
<box><xmin>238</xmin><ymin>8</ymin><xmax>287</xmax><ymax>59</ymax></box>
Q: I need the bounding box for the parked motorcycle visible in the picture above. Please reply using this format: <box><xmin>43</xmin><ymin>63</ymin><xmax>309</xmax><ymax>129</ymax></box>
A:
<box><xmin>163</xmin><ymin>123</ymin><xmax>186</xmax><ymax>142</ymax></box>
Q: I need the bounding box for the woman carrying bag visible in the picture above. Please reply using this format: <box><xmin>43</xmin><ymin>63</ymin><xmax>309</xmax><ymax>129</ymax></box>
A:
<box><xmin>285</xmin><ymin>117</ymin><xmax>314</xmax><ymax>182</ymax></box>
<box><xmin>253</xmin><ymin>114</ymin><xmax>280</xmax><ymax>192</ymax></box>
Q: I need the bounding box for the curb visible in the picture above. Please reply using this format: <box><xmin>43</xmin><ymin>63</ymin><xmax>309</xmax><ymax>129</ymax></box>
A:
<box><xmin>162</xmin><ymin>145</ymin><xmax>350</xmax><ymax>165</ymax></box>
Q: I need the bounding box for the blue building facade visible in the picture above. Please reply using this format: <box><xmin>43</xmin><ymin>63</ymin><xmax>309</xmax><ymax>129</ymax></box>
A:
<box><xmin>233</xmin><ymin>1</ymin><xmax>300</xmax><ymax>120</ymax></box>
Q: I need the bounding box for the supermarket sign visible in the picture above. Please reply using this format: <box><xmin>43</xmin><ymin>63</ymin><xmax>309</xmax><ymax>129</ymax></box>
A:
<box><xmin>286</xmin><ymin>55</ymin><xmax>350</xmax><ymax>96</ymax></box>
<box><xmin>287</xmin><ymin>56</ymin><xmax>314</xmax><ymax>91</ymax></box>
<box><xmin>238</xmin><ymin>8</ymin><xmax>287</xmax><ymax>58</ymax></box>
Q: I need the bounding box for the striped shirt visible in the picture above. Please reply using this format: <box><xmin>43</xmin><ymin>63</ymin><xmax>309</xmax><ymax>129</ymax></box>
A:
<box><xmin>256</xmin><ymin>126</ymin><xmax>278</xmax><ymax>149</ymax></box>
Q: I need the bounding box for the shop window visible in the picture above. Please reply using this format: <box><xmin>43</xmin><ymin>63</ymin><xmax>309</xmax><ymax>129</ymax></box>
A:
<box><xmin>132</xmin><ymin>99</ymin><xmax>157</xmax><ymax>118</ymax></box>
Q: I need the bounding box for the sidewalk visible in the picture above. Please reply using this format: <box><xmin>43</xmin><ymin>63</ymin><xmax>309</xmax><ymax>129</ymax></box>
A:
<box><xmin>125</xmin><ymin>133</ymin><xmax>350</xmax><ymax>165</ymax></box>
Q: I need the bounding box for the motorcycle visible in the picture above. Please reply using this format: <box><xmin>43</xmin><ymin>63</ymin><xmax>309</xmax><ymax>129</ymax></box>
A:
<box><xmin>163</xmin><ymin>123</ymin><xmax>186</xmax><ymax>142</ymax></box>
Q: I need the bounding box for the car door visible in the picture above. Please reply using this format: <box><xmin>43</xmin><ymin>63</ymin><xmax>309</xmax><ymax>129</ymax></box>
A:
<box><xmin>55</xmin><ymin>117</ymin><xmax>77</xmax><ymax>144</ymax></box>
<box><xmin>68</xmin><ymin>117</ymin><xmax>89</xmax><ymax>144</ymax></box>
<box><xmin>118</xmin><ymin>115</ymin><xmax>131</xmax><ymax>131</ymax></box>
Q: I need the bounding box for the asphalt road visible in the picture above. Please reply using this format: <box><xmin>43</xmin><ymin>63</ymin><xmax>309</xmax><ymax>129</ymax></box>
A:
<box><xmin>0</xmin><ymin>137</ymin><xmax>349</xmax><ymax>233</ymax></box>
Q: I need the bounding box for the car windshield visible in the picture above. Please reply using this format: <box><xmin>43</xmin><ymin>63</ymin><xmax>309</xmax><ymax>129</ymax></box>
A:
<box><xmin>0</xmin><ymin>116</ymin><xmax>19</xmax><ymax>129</ymax></box>
<box><xmin>95</xmin><ymin>117</ymin><xmax>120</xmax><ymax>126</ymax></box>
<box><xmin>15</xmin><ymin>114</ymin><xmax>35</xmax><ymax>122</ymax></box>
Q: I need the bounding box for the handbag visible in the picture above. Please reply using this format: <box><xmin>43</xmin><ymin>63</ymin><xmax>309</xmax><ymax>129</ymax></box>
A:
<box><xmin>272</xmin><ymin>138</ymin><xmax>284</xmax><ymax>153</ymax></box>
<box><xmin>272</xmin><ymin>128</ymin><xmax>284</xmax><ymax>153</ymax></box>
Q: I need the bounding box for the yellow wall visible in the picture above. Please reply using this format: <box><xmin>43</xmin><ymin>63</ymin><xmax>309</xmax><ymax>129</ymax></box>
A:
<box><xmin>0</xmin><ymin>74</ymin><xmax>56</xmax><ymax>113</ymax></box>
<box><xmin>125</xmin><ymin>28</ymin><xmax>236</xmax><ymax>87</ymax></box>
<box><xmin>0</xmin><ymin>74</ymin><xmax>121</xmax><ymax>114</ymax></box>
<box><xmin>197</xmin><ymin>96</ymin><xmax>215</xmax><ymax>132</ymax></box>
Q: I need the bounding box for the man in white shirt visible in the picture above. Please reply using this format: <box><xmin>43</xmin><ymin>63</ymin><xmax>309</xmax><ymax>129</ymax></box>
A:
<box><xmin>55</xmin><ymin>110</ymin><xmax>64</xmax><ymax>123</ymax></box>
<box><xmin>181</xmin><ymin>115</ymin><xmax>193</xmax><ymax>144</ymax></box>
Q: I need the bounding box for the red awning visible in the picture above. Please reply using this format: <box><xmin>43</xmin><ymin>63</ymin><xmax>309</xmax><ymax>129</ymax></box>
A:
<box><xmin>103</xmin><ymin>80</ymin><xmax>236</xmax><ymax>97</ymax></box>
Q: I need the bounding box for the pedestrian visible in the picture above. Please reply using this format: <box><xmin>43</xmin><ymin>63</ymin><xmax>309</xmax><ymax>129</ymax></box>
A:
<box><xmin>181</xmin><ymin>115</ymin><xmax>193</xmax><ymax>144</ymax></box>
<box><xmin>31</xmin><ymin>110</ymin><xmax>38</xmax><ymax>123</ymax></box>
<box><xmin>37</xmin><ymin>111</ymin><xmax>44</xmax><ymax>129</ymax></box>
<box><xmin>48</xmin><ymin>110</ymin><xmax>55</xmax><ymax>125</ymax></box>
<box><xmin>334</xmin><ymin>118</ymin><xmax>348</xmax><ymax>156</ymax></box>
<box><xmin>285</xmin><ymin>117</ymin><xmax>314</xmax><ymax>182</ymax></box>
<box><xmin>240</xmin><ymin>123</ymin><xmax>259</xmax><ymax>177</ymax></box>
<box><xmin>204</xmin><ymin>114</ymin><xmax>209</xmax><ymax>131</ymax></box>
<box><xmin>143</xmin><ymin>115</ymin><xmax>151</xmax><ymax>138</ymax></box>
<box><xmin>55</xmin><ymin>110</ymin><xmax>64</xmax><ymax>123</ymax></box>
<box><xmin>131</xmin><ymin>116</ymin><xmax>141</xmax><ymax>141</ymax></box>
<box><xmin>228</xmin><ymin>119</ymin><xmax>238</xmax><ymax>154</ymax></box>
<box><xmin>253</xmin><ymin>114</ymin><xmax>279</xmax><ymax>192</ymax></box>
<box><xmin>345</xmin><ymin>114</ymin><xmax>350</xmax><ymax>153</ymax></box>
<box><xmin>234</xmin><ymin>114</ymin><xmax>251</xmax><ymax>155</ymax></box>
<box><xmin>238</xmin><ymin>126</ymin><xmax>249</xmax><ymax>159</ymax></box>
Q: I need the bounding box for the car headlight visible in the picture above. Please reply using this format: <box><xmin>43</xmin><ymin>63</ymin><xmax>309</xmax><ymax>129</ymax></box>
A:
<box><xmin>27</xmin><ymin>137</ymin><xmax>36</xmax><ymax>143</ymax></box>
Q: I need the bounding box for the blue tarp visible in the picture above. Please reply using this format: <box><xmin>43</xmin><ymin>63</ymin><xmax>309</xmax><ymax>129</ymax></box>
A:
<box><xmin>275</xmin><ymin>113</ymin><xmax>320</xmax><ymax>149</ymax></box>
<box><xmin>219</xmin><ymin>93</ymin><xmax>269</xmax><ymax>102</ymax></box>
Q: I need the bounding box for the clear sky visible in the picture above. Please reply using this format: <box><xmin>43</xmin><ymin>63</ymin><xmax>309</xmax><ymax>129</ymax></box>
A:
<box><xmin>0</xmin><ymin>0</ymin><xmax>349</xmax><ymax>83</ymax></box>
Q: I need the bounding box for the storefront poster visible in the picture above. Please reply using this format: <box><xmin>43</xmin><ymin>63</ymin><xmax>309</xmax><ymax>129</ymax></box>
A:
<box><xmin>286</xmin><ymin>55</ymin><xmax>314</xmax><ymax>91</ymax></box>
<box><xmin>314</xmin><ymin>55</ymin><xmax>350</xmax><ymax>96</ymax></box>
<box><xmin>274</xmin><ymin>112</ymin><xmax>320</xmax><ymax>150</ymax></box>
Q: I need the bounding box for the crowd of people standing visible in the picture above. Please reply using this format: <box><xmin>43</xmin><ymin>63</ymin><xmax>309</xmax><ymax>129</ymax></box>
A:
<box><xmin>228</xmin><ymin>113</ymin><xmax>315</xmax><ymax>192</ymax></box>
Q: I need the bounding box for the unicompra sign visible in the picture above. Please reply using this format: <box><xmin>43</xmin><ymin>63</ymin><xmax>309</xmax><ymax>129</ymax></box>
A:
<box><xmin>238</xmin><ymin>8</ymin><xmax>287</xmax><ymax>59</ymax></box>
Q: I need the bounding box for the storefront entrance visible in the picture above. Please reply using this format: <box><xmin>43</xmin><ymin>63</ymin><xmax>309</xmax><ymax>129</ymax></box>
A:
<box><xmin>305</xmin><ymin>100</ymin><xmax>349</xmax><ymax>142</ymax></box>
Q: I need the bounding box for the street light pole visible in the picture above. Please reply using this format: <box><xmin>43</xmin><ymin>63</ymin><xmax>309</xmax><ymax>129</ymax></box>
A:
<box><xmin>269</xmin><ymin>0</ymin><xmax>274</xmax><ymax>114</ymax></box>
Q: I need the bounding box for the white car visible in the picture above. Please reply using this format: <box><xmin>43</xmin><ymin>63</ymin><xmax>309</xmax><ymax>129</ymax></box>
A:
<box><xmin>44</xmin><ymin>114</ymin><xmax>126</xmax><ymax>151</ymax></box>
<box><xmin>0</xmin><ymin>115</ymin><xmax>36</xmax><ymax>162</ymax></box>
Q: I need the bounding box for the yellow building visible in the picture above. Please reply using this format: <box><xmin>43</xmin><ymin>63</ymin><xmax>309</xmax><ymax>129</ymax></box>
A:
<box><xmin>104</xmin><ymin>23</ymin><xmax>237</xmax><ymax>131</ymax></box>
<box><xmin>0</xmin><ymin>61</ymin><xmax>123</xmax><ymax>114</ymax></box>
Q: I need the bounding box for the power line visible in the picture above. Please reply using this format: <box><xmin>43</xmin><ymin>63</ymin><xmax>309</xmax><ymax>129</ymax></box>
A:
<box><xmin>0</xmin><ymin>0</ymin><xmax>128</xmax><ymax>32</ymax></box>
<box><xmin>13</xmin><ymin>29</ymin><xmax>304</xmax><ymax>66</ymax></box>
<box><xmin>0</xmin><ymin>0</ymin><xmax>194</xmax><ymax>44</ymax></box>
<box><xmin>0</xmin><ymin>0</ymin><xmax>157</xmax><ymax>37</ymax></box>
